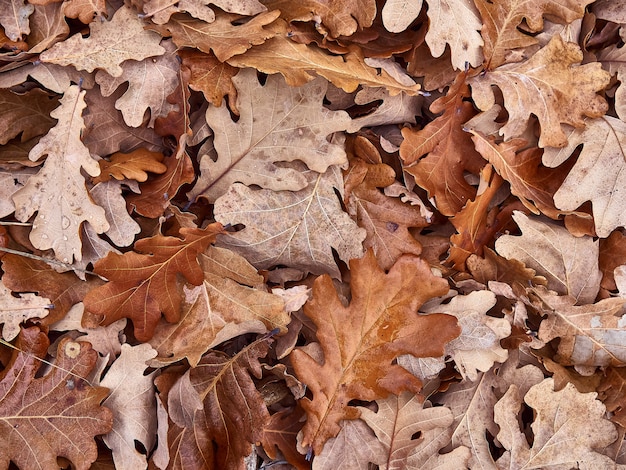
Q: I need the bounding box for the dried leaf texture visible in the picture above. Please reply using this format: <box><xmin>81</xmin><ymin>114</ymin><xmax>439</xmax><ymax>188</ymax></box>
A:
<box><xmin>12</xmin><ymin>84</ymin><xmax>109</xmax><ymax>263</ymax></box>
<box><xmin>0</xmin><ymin>279</ymin><xmax>51</xmax><ymax>341</ymax></box>
<box><xmin>214</xmin><ymin>167</ymin><xmax>365</xmax><ymax>278</ymax></box>
<box><xmin>476</xmin><ymin>0</ymin><xmax>594</xmax><ymax>69</ymax></box>
<box><xmin>0</xmin><ymin>0</ymin><xmax>34</xmax><ymax>41</ymax></box>
<box><xmin>40</xmin><ymin>6</ymin><xmax>165</xmax><ymax>77</ymax></box>
<box><xmin>0</xmin><ymin>328</ymin><xmax>113</xmax><ymax>470</ymax></box>
<box><xmin>469</xmin><ymin>35</ymin><xmax>610</xmax><ymax>147</ymax></box>
<box><xmin>542</xmin><ymin>116</ymin><xmax>626</xmax><ymax>237</ymax></box>
<box><xmin>189</xmin><ymin>68</ymin><xmax>350</xmax><ymax>203</ymax></box>
<box><xmin>496</xmin><ymin>212</ymin><xmax>602</xmax><ymax>304</ymax></box>
<box><xmin>291</xmin><ymin>250</ymin><xmax>460</xmax><ymax>454</ymax></box>
<box><xmin>168</xmin><ymin>339</ymin><xmax>271</xmax><ymax>469</ymax></box>
<box><xmin>143</xmin><ymin>0</ymin><xmax>267</xmax><ymax>24</ymax></box>
<box><xmin>83</xmin><ymin>223</ymin><xmax>224</xmax><ymax>341</ymax></box>
<box><xmin>0</xmin><ymin>88</ymin><xmax>58</xmax><ymax>145</ymax></box>
<box><xmin>532</xmin><ymin>286</ymin><xmax>626</xmax><ymax>367</ymax></box>
<box><xmin>495</xmin><ymin>378</ymin><xmax>617</xmax><ymax>469</ymax></box>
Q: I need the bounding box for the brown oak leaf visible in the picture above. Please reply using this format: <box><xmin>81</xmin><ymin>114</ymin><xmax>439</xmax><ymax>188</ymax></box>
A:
<box><xmin>400</xmin><ymin>73</ymin><xmax>485</xmax><ymax>216</ymax></box>
<box><xmin>0</xmin><ymin>0</ymin><xmax>33</xmax><ymax>41</ymax></box>
<box><xmin>179</xmin><ymin>48</ymin><xmax>238</xmax><ymax>108</ymax></box>
<box><xmin>469</xmin><ymin>35</ymin><xmax>610</xmax><ymax>148</ymax></box>
<box><xmin>82</xmin><ymin>223</ymin><xmax>224</xmax><ymax>341</ymax></box>
<box><xmin>0</xmin><ymin>88</ymin><xmax>58</xmax><ymax>145</ymax></box>
<box><xmin>291</xmin><ymin>249</ymin><xmax>460</xmax><ymax>454</ymax></box>
<box><xmin>0</xmin><ymin>327</ymin><xmax>113</xmax><ymax>470</ymax></box>
<box><xmin>143</xmin><ymin>0</ymin><xmax>267</xmax><ymax>24</ymax></box>
<box><xmin>94</xmin><ymin>149</ymin><xmax>167</xmax><ymax>184</ymax></box>
<box><xmin>40</xmin><ymin>5</ymin><xmax>165</xmax><ymax>77</ymax></box>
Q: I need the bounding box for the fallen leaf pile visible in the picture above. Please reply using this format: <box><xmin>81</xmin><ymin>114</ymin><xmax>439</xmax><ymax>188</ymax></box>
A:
<box><xmin>2</xmin><ymin>0</ymin><xmax>626</xmax><ymax>468</ymax></box>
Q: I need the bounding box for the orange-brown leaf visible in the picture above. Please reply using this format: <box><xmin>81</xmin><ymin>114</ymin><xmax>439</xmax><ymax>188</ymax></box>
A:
<box><xmin>0</xmin><ymin>327</ymin><xmax>112</xmax><ymax>470</ymax></box>
<box><xmin>83</xmin><ymin>223</ymin><xmax>224</xmax><ymax>341</ymax></box>
<box><xmin>94</xmin><ymin>149</ymin><xmax>167</xmax><ymax>183</ymax></box>
<box><xmin>179</xmin><ymin>48</ymin><xmax>238</xmax><ymax>108</ymax></box>
<box><xmin>291</xmin><ymin>249</ymin><xmax>460</xmax><ymax>454</ymax></box>
<box><xmin>400</xmin><ymin>73</ymin><xmax>484</xmax><ymax>216</ymax></box>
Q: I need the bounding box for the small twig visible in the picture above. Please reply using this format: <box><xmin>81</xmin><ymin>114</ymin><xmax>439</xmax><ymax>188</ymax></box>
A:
<box><xmin>0</xmin><ymin>246</ymin><xmax>108</xmax><ymax>281</ymax></box>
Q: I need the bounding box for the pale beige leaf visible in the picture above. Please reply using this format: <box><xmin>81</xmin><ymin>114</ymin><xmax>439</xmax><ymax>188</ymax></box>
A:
<box><xmin>358</xmin><ymin>393</ymin><xmax>470</xmax><ymax>470</ymax></box>
<box><xmin>381</xmin><ymin>0</ymin><xmax>423</xmax><ymax>33</ymax></box>
<box><xmin>100</xmin><ymin>344</ymin><xmax>158</xmax><ymax>470</ymax></box>
<box><xmin>532</xmin><ymin>286</ymin><xmax>626</xmax><ymax>367</ymax></box>
<box><xmin>346</xmin><ymin>87</ymin><xmax>421</xmax><ymax>133</ymax></box>
<box><xmin>421</xmin><ymin>290</ymin><xmax>510</xmax><ymax>381</ymax></box>
<box><xmin>188</xmin><ymin>69</ymin><xmax>351</xmax><ymax>203</ymax></box>
<box><xmin>0</xmin><ymin>279</ymin><xmax>51</xmax><ymax>341</ymax></box>
<box><xmin>90</xmin><ymin>180</ymin><xmax>141</xmax><ymax>248</ymax></box>
<box><xmin>95</xmin><ymin>40</ymin><xmax>179</xmax><ymax>127</ymax></box>
<box><xmin>469</xmin><ymin>35</ymin><xmax>609</xmax><ymax>147</ymax></box>
<box><xmin>143</xmin><ymin>0</ymin><xmax>267</xmax><ymax>24</ymax></box>
<box><xmin>0</xmin><ymin>0</ymin><xmax>34</xmax><ymax>41</ymax></box>
<box><xmin>0</xmin><ymin>63</ymin><xmax>95</xmax><ymax>94</ymax></box>
<box><xmin>495</xmin><ymin>212</ymin><xmax>601</xmax><ymax>304</ymax></box>
<box><xmin>425</xmin><ymin>0</ymin><xmax>484</xmax><ymax>70</ymax></box>
<box><xmin>542</xmin><ymin>116</ymin><xmax>626</xmax><ymax>238</ymax></box>
<box><xmin>12</xmin><ymin>85</ymin><xmax>109</xmax><ymax>263</ymax></box>
<box><xmin>312</xmin><ymin>418</ymin><xmax>386</xmax><ymax>469</ymax></box>
<box><xmin>199</xmin><ymin>246</ymin><xmax>265</xmax><ymax>288</ymax></box>
<box><xmin>40</xmin><ymin>5</ymin><xmax>165</xmax><ymax>77</ymax></box>
<box><xmin>214</xmin><ymin>166</ymin><xmax>366</xmax><ymax>278</ymax></box>
<box><xmin>494</xmin><ymin>379</ymin><xmax>617</xmax><ymax>469</ymax></box>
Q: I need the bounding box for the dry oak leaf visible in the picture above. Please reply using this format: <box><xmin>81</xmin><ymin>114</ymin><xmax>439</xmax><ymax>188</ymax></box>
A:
<box><xmin>63</xmin><ymin>0</ymin><xmax>106</xmax><ymax>24</ymax></box>
<box><xmin>95</xmin><ymin>40</ymin><xmax>180</xmax><ymax>127</ymax></box>
<box><xmin>542</xmin><ymin>116</ymin><xmax>626</xmax><ymax>238</ymax></box>
<box><xmin>148</xmin><ymin>248</ymin><xmax>289</xmax><ymax>367</ymax></box>
<box><xmin>357</xmin><ymin>392</ymin><xmax>471</xmax><ymax>470</ymax></box>
<box><xmin>312</xmin><ymin>418</ymin><xmax>387</xmax><ymax>469</ymax></box>
<box><xmin>346</xmin><ymin>87</ymin><xmax>422</xmax><ymax>133</ymax></box>
<box><xmin>0</xmin><ymin>279</ymin><xmax>51</xmax><ymax>341</ymax></box>
<box><xmin>40</xmin><ymin>5</ymin><xmax>165</xmax><ymax>77</ymax></box>
<box><xmin>0</xmin><ymin>328</ymin><xmax>113</xmax><ymax>470</ymax></box>
<box><xmin>598</xmin><ymin>30</ymin><xmax>626</xmax><ymax>121</ymax></box>
<box><xmin>1</xmin><ymin>254</ymin><xmax>104</xmax><ymax>326</ymax></box>
<box><xmin>475</xmin><ymin>0</ymin><xmax>594</xmax><ymax>69</ymax></box>
<box><xmin>94</xmin><ymin>148</ymin><xmax>167</xmax><ymax>184</ymax></box>
<box><xmin>0</xmin><ymin>0</ymin><xmax>33</xmax><ymax>41</ymax></box>
<box><xmin>90</xmin><ymin>180</ymin><xmax>141</xmax><ymax>248</ymax></box>
<box><xmin>214</xmin><ymin>166</ymin><xmax>366</xmax><ymax>279</ymax></box>
<box><xmin>420</xmin><ymin>290</ymin><xmax>510</xmax><ymax>381</ymax></box>
<box><xmin>496</xmin><ymin>211</ymin><xmax>602</xmax><ymax>304</ymax></box>
<box><xmin>189</xmin><ymin>68</ymin><xmax>351</xmax><ymax>203</ymax></box>
<box><xmin>82</xmin><ymin>223</ymin><xmax>224</xmax><ymax>342</ymax></box>
<box><xmin>127</xmin><ymin>152</ymin><xmax>195</xmax><ymax>219</ymax></box>
<box><xmin>82</xmin><ymin>85</ymin><xmax>164</xmax><ymax>156</ymax></box>
<box><xmin>168</xmin><ymin>338</ymin><xmax>271</xmax><ymax>469</ymax></box>
<box><xmin>494</xmin><ymin>378</ymin><xmax>617</xmax><ymax>469</ymax></box>
<box><xmin>262</xmin><ymin>0</ymin><xmax>376</xmax><ymax>38</ymax></box>
<box><xmin>344</xmin><ymin>155</ymin><xmax>427</xmax><ymax>271</ymax></box>
<box><xmin>260</xmin><ymin>407</ymin><xmax>309</xmax><ymax>470</ymax></box>
<box><xmin>599</xmin><ymin>231</ymin><xmax>626</xmax><ymax>292</ymax></box>
<box><xmin>12</xmin><ymin>84</ymin><xmax>109</xmax><ymax>264</ymax></box>
<box><xmin>0</xmin><ymin>62</ymin><xmax>94</xmax><ymax>95</ymax></box>
<box><xmin>383</xmin><ymin>0</ymin><xmax>483</xmax><ymax>70</ymax></box>
<box><xmin>469</xmin><ymin>132</ymin><xmax>572</xmax><ymax>219</ymax></box>
<box><xmin>100</xmin><ymin>343</ymin><xmax>158</xmax><ymax>470</ymax></box>
<box><xmin>469</xmin><ymin>35</ymin><xmax>610</xmax><ymax>148</ymax></box>
<box><xmin>150</xmin><ymin>10</ymin><xmax>280</xmax><ymax>62</ymax></box>
<box><xmin>291</xmin><ymin>249</ymin><xmax>460</xmax><ymax>454</ymax></box>
<box><xmin>227</xmin><ymin>21</ymin><xmax>422</xmax><ymax>96</ymax></box>
<box><xmin>0</xmin><ymin>88</ymin><xmax>59</xmax><ymax>145</ymax></box>
<box><xmin>531</xmin><ymin>286</ymin><xmax>626</xmax><ymax>367</ymax></box>
<box><xmin>179</xmin><ymin>48</ymin><xmax>238</xmax><ymax>108</ymax></box>
<box><xmin>26</xmin><ymin>1</ymin><xmax>70</xmax><ymax>54</ymax></box>
<box><xmin>597</xmin><ymin>366</ymin><xmax>626</xmax><ymax>428</ymax></box>
<box><xmin>400</xmin><ymin>73</ymin><xmax>485</xmax><ymax>216</ymax></box>
<box><xmin>142</xmin><ymin>0</ymin><xmax>266</xmax><ymax>24</ymax></box>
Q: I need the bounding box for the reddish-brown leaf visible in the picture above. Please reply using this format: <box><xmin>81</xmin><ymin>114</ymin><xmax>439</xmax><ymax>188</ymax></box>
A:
<box><xmin>0</xmin><ymin>327</ymin><xmax>112</xmax><ymax>470</ymax></box>
<box><xmin>83</xmin><ymin>223</ymin><xmax>224</xmax><ymax>341</ymax></box>
<box><xmin>400</xmin><ymin>73</ymin><xmax>485</xmax><ymax>216</ymax></box>
<box><xmin>291</xmin><ymin>249</ymin><xmax>460</xmax><ymax>454</ymax></box>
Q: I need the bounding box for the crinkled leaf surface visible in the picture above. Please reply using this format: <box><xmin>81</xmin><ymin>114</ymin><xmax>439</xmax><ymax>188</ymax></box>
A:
<box><xmin>143</xmin><ymin>0</ymin><xmax>267</xmax><ymax>24</ymax></box>
<box><xmin>0</xmin><ymin>328</ymin><xmax>113</xmax><ymax>470</ymax></box>
<box><xmin>495</xmin><ymin>378</ymin><xmax>617</xmax><ymax>469</ymax></box>
<box><xmin>496</xmin><ymin>211</ymin><xmax>602</xmax><ymax>304</ymax></box>
<box><xmin>291</xmin><ymin>250</ymin><xmax>460</xmax><ymax>454</ymax></box>
<box><xmin>189</xmin><ymin>68</ymin><xmax>351</xmax><ymax>203</ymax></box>
<box><xmin>214</xmin><ymin>166</ymin><xmax>365</xmax><ymax>278</ymax></box>
<box><xmin>0</xmin><ymin>0</ymin><xmax>33</xmax><ymax>41</ymax></box>
<box><xmin>40</xmin><ymin>6</ymin><xmax>165</xmax><ymax>77</ymax></box>
<box><xmin>0</xmin><ymin>279</ymin><xmax>51</xmax><ymax>341</ymax></box>
<box><xmin>12</xmin><ymin>84</ymin><xmax>109</xmax><ymax>263</ymax></box>
<box><xmin>469</xmin><ymin>35</ymin><xmax>610</xmax><ymax>147</ymax></box>
<box><xmin>83</xmin><ymin>223</ymin><xmax>224</xmax><ymax>341</ymax></box>
<box><xmin>542</xmin><ymin>116</ymin><xmax>626</xmax><ymax>237</ymax></box>
<box><xmin>0</xmin><ymin>88</ymin><xmax>58</xmax><ymax>145</ymax></box>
